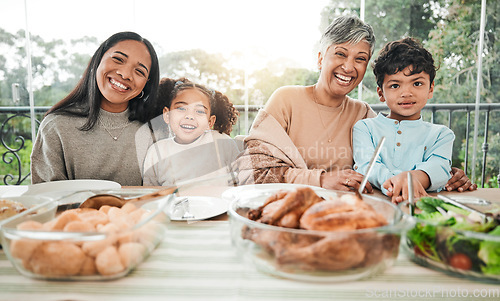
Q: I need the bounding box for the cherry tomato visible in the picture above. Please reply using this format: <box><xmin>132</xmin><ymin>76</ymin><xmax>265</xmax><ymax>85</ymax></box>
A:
<box><xmin>448</xmin><ymin>253</ymin><xmax>472</xmax><ymax>270</ymax></box>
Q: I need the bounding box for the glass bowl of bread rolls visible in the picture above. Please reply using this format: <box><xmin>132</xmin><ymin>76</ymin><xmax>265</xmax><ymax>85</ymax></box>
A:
<box><xmin>0</xmin><ymin>191</ymin><xmax>171</xmax><ymax>280</ymax></box>
<box><xmin>228</xmin><ymin>185</ymin><xmax>405</xmax><ymax>282</ymax></box>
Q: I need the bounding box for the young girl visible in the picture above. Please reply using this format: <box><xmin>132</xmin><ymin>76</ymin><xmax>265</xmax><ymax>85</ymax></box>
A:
<box><xmin>142</xmin><ymin>78</ymin><xmax>241</xmax><ymax>186</ymax></box>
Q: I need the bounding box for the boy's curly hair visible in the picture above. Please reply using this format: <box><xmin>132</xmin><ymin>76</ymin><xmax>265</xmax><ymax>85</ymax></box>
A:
<box><xmin>372</xmin><ymin>37</ymin><xmax>438</xmax><ymax>89</ymax></box>
<box><xmin>158</xmin><ymin>77</ymin><xmax>239</xmax><ymax>136</ymax></box>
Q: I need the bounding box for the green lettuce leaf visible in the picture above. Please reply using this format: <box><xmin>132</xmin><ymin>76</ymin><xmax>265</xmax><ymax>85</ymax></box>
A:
<box><xmin>478</xmin><ymin>226</ymin><xmax>500</xmax><ymax>274</ymax></box>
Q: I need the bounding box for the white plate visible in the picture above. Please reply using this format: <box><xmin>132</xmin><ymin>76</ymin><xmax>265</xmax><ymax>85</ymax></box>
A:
<box><xmin>21</xmin><ymin>180</ymin><xmax>122</xmax><ymax>206</ymax></box>
<box><xmin>144</xmin><ymin>196</ymin><xmax>229</xmax><ymax>221</ymax></box>
<box><xmin>221</xmin><ymin>183</ymin><xmax>325</xmax><ymax>201</ymax></box>
<box><xmin>22</xmin><ymin>179</ymin><xmax>121</xmax><ymax>196</ymax></box>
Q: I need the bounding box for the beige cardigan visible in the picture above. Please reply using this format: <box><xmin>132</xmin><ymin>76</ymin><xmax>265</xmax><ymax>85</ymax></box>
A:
<box><xmin>234</xmin><ymin>110</ymin><xmax>324</xmax><ymax>186</ymax></box>
<box><xmin>233</xmin><ymin>85</ymin><xmax>375</xmax><ymax>187</ymax></box>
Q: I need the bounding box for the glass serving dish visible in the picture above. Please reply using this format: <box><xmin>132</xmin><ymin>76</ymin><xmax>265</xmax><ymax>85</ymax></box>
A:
<box><xmin>400</xmin><ymin>198</ymin><xmax>500</xmax><ymax>282</ymax></box>
<box><xmin>0</xmin><ymin>195</ymin><xmax>57</xmax><ymax>228</ymax></box>
<box><xmin>228</xmin><ymin>186</ymin><xmax>405</xmax><ymax>282</ymax></box>
<box><xmin>0</xmin><ymin>191</ymin><xmax>172</xmax><ymax>280</ymax></box>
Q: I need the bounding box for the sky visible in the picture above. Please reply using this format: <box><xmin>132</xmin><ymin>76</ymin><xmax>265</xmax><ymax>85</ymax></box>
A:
<box><xmin>1</xmin><ymin>0</ymin><xmax>331</xmax><ymax>71</ymax></box>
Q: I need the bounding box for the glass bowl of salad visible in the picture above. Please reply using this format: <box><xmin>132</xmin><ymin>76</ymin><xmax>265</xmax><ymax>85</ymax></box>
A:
<box><xmin>401</xmin><ymin>196</ymin><xmax>500</xmax><ymax>281</ymax></box>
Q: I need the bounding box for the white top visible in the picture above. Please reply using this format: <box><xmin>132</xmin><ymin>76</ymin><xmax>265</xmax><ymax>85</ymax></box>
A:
<box><xmin>142</xmin><ymin>131</ymin><xmax>241</xmax><ymax>186</ymax></box>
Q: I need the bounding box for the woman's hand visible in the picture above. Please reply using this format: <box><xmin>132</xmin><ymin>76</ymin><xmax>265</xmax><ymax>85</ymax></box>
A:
<box><xmin>445</xmin><ymin>167</ymin><xmax>477</xmax><ymax>192</ymax></box>
<box><xmin>320</xmin><ymin>169</ymin><xmax>373</xmax><ymax>193</ymax></box>
<box><xmin>383</xmin><ymin>171</ymin><xmax>429</xmax><ymax>204</ymax></box>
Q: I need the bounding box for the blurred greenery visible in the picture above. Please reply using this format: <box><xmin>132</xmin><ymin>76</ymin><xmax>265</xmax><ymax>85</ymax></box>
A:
<box><xmin>0</xmin><ymin>0</ymin><xmax>498</xmax><ymax>186</ymax></box>
<box><xmin>0</xmin><ymin>136</ymin><xmax>32</xmax><ymax>185</ymax></box>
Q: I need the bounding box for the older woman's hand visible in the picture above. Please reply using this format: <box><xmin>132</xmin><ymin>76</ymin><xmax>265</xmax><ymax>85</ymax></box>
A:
<box><xmin>445</xmin><ymin>167</ymin><xmax>478</xmax><ymax>192</ymax></box>
<box><xmin>320</xmin><ymin>169</ymin><xmax>373</xmax><ymax>193</ymax></box>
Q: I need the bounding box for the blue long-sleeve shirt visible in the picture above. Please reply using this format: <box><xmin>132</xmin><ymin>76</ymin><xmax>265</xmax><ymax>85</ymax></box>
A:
<box><xmin>353</xmin><ymin>113</ymin><xmax>455</xmax><ymax>195</ymax></box>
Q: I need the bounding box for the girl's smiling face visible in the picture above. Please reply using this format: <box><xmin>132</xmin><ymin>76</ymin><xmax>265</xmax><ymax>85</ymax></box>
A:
<box><xmin>96</xmin><ymin>40</ymin><xmax>151</xmax><ymax>112</ymax></box>
<box><xmin>164</xmin><ymin>88</ymin><xmax>216</xmax><ymax>144</ymax></box>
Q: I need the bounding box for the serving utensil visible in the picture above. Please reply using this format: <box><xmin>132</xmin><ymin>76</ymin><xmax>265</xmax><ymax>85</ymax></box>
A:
<box><xmin>437</xmin><ymin>194</ymin><xmax>500</xmax><ymax>223</ymax></box>
<box><xmin>171</xmin><ymin>197</ymin><xmax>195</xmax><ymax>219</ymax></box>
<box><xmin>79</xmin><ymin>172</ymin><xmax>237</xmax><ymax>210</ymax></box>
<box><xmin>357</xmin><ymin>136</ymin><xmax>386</xmax><ymax>199</ymax></box>
<box><xmin>78</xmin><ymin>186</ymin><xmax>176</xmax><ymax>210</ymax></box>
<box><xmin>408</xmin><ymin>172</ymin><xmax>415</xmax><ymax>216</ymax></box>
<box><xmin>448</xmin><ymin>196</ymin><xmax>490</xmax><ymax>206</ymax></box>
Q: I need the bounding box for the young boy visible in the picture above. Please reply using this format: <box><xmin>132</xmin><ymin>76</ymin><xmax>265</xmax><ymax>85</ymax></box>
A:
<box><xmin>353</xmin><ymin>37</ymin><xmax>455</xmax><ymax>203</ymax></box>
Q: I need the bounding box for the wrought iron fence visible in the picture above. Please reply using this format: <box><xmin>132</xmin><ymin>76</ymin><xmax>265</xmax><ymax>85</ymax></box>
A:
<box><xmin>1</xmin><ymin>104</ymin><xmax>499</xmax><ymax>187</ymax></box>
<box><xmin>0</xmin><ymin>107</ymin><xmax>48</xmax><ymax>185</ymax></box>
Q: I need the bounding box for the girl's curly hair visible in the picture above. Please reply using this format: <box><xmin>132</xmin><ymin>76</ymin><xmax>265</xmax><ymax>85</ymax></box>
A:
<box><xmin>210</xmin><ymin>89</ymin><xmax>239</xmax><ymax>135</ymax></box>
<box><xmin>158</xmin><ymin>77</ymin><xmax>239</xmax><ymax>135</ymax></box>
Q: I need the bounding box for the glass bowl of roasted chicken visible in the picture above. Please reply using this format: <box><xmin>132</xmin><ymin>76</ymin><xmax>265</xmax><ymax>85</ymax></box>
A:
<box><xmin>228</xmin><ymin>185</ymin><xmax>405</xmax><ymax>282</ymax></box>
<box><xmin>0</xmin><ymin>191</ymin><xmax>172</xmax><ymax>280</ymax></box>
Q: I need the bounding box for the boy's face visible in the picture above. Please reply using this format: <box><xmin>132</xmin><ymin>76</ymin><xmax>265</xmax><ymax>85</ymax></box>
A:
<box><xmin>163</xmin><ymin>88</ymin><xmax>216</xmax><ymax>144</ymax></box>
<box><xmin>377</xmin><ymin>66</ymin><xmax>434</xmax><ymax>121</ymax></box>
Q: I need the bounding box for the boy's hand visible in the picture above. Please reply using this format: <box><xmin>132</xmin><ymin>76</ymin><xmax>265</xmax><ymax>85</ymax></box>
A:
<box><xmin>383</xmin><ymin>171</ymin><xmax>429</xmax><ymax>204</ymax></box>
<box><xmin>445</xmin><ymin>167</ymin><xmax>477</xmax><ymax>192</ymax></box>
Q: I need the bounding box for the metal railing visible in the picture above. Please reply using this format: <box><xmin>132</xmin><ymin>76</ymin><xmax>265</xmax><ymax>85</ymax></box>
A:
<box><xmin>0</xmin><ymin>106</ymin><xmax>49</xmax><ymax>185</ymax></box>
<box><xmin>1</xmin><ymin>103</ymin><xmax>499</xmax><ymax>187</ymax></box>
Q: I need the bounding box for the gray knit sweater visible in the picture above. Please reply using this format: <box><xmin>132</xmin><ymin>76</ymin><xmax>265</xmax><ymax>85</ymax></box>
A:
<box><xmin>30</xmin><ymin>109</ymin><xmax>152</xmax><ymax>186</ymax></box>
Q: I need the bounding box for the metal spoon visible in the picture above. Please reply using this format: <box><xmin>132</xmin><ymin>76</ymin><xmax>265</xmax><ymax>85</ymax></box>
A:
<box><xmin>79</xmin><ymin>172</ymin><xmax>237</xmax><ymax>210</ymax></box>
<box><xmin>356</xmin><ymin>136</ymin><xmax>386</xmax><ymax>199</ymax></box>
<box><xmin>79</xmin><ymin>186</ymin><xmax>177</xmax><ymax>209</ymax></box>
<box><xmin>408</xmin><ymin>172</ymin><xmax>415</xmax><ymax>216</ymax></box>
<box><xmin>436</xmin><ymin>194</ymin><xmax>500</xmax><ymax>223</ymax></box>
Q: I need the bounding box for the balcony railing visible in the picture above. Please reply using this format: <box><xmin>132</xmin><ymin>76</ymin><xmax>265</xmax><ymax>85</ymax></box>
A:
<box><xmin>1</xmin><ymin>103</ymin><xmax>499</xmax><ymax>187</ymax></box>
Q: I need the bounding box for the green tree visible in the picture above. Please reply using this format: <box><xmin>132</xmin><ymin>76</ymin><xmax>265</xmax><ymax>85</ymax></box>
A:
<box><xmin>0</xmin><ymin>29</ymin><xmax>96</xmax><ymax>107</ymax></box>
<box><xmin>424</xmin><ymin>0</ymin><xmax>499</xmax><ymax>181</ymax></box>
<box><xmin>159</xmin><ymin>49</ymin><xmax>239</xmax><ymax>91</ymax></box>
<box><xmin>251</xmin><ymin>67</ymin><xmax>318</xmax><ymax>104</ymax></box>
<box><xmin>158</xmin><ymin>49</ymin><xmax>246</xmax><ymax>106</ymax></box>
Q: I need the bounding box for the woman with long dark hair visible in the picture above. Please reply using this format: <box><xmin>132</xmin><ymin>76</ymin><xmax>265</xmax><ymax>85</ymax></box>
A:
<box><xmin>31</xmin><ymin>31</ymin><xmax>160</xmax><ymax>186</ymax></box>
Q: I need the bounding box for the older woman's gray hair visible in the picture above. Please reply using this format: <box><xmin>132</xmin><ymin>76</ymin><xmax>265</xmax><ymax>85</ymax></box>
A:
<box><xmin>319</xmin><ymin>15</ymin><xmax>375</xmax><ymax>57</ymax></box>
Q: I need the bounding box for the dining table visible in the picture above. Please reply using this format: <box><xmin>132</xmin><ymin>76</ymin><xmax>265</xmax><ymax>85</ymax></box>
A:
<box><xmin>0</xmin><ymin>184</ymin><xmax>499</xmax><ymax>301</ymax></box>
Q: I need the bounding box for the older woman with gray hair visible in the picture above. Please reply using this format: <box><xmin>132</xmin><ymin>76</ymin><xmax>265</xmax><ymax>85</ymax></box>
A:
<box><xmin>235</xmin><ymin>15</ymin><xmax>475</xmax><ymax>193</ymax></box>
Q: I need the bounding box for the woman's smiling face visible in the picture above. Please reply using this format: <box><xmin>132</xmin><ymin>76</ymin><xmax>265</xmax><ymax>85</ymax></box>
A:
<box><xmin>96</xmin><ymin>40</ymin><xmax>151</xmax><ymax>112</ymax></box>
<box><xmin>317</xmin><ymin>40</ymin><xmax>371</xmax><ymax>99</ymax></box>
<box><xmin>164</xmin><ymin>88</ymin><xmax>216</xmax><ymax>144</ymax></box>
